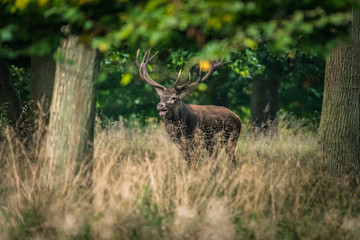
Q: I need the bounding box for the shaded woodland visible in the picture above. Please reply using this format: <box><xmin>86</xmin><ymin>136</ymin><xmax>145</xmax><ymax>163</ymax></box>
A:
<box><xmin>0</xmin><ymin>1</ymin><xmax>359</xmax><ymax>239</ymax></box>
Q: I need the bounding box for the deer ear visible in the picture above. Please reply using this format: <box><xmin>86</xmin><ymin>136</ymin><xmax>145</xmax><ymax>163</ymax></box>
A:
<box><xmin>155</xmin><ymin>87</ymin><xmax>164</xmax><ymax>96</ymax></box>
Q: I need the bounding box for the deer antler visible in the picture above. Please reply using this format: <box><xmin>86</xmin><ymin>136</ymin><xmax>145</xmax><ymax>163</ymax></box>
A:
<box><xmin>136</xmin><ymin>48</ymin><xmax>166</xmax><ymax>90</ymax></box>
<box><xmin>174</xmin><ymin>59</ymin><xmax>227</xmax><ymax>92</ymax></box>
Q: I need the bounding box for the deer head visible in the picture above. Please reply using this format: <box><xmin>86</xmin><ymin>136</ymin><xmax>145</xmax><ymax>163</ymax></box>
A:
<box><xmin>135</xmin><ymin>48</ymin><xmax>226</xmax><ymax>117</ymax></box>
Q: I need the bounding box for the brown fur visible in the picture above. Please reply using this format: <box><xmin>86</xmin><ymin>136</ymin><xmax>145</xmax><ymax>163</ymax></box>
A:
<box><xmin>136</xmin><ymin>49</ymin><xmax>241</xmax><ymax>164</ymax></box>
<box><xmin>158</xmin><ymin>89</ymin><xmax>241</xmax><ymax>165</ymax></box>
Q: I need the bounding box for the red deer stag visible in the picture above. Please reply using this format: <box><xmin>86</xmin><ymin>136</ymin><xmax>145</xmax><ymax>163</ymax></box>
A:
<box><xmin>136</xmin><ymin>49</ymin><xmax>241</xmax><ymax>165</ymax></box>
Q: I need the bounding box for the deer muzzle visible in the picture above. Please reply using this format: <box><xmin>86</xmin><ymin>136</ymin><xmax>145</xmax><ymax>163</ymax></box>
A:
<box><xmin>157</xmin><ymin>103</ymin><xmax>168</xmax><ymax>116</ymax></box>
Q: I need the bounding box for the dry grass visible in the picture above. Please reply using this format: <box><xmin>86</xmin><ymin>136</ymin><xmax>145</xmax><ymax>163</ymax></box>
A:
<box><xmin>0</xmin><ymin>116</ymin><xmax>359</xmax><ymax>240</ymax></box>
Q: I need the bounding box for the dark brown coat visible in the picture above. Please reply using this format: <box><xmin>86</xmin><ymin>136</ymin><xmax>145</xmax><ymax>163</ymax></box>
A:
<box><xmin>163</xmin><ymin>101</ymin><xmax>241</xmax><ymax>164</ymax></box>
<box><xmin>136</xmin><ymin>48</ymin><xmax>241</xmax><ymax>164</ymax></box>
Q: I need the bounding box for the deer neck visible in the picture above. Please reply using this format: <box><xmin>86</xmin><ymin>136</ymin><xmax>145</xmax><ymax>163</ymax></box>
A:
<box><xmin>164</xmin><ymin>101</ymin><xmax>195</xmax><ymax>126</ymax></box>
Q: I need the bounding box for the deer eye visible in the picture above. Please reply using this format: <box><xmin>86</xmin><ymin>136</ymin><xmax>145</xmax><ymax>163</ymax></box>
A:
<box><xmin>171</xmin><ymin>97</ymin><xmax>177</xmax><ymax>101</ymax></box>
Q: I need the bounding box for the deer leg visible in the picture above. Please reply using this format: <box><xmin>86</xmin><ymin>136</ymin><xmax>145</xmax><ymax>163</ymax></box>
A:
<box><xmin>177</xmin><ymin>142</ymin><xmax>191</xmax><ymax>165</ymax></box>
<box><xmin>183</xmin><ymin>137</ymin><xmax>196</xmax><ymax>166</ymax></box>
<box><xmin>206</xmin><ymin>141</ymin><xmax>215</xmax><ymax>158</ymax></box>
<box><xmin>184</xmin><ymin>151</ymin><xmax>192</xmax><ymax>166</ymax></box>
<box><xmin>204</xmin><ymin>133</ymin><xmax>216</xmax><ymax>158</ymax></box>
<box><xmin>225</xmin><ymin>144</ymin><xmax>236</xmax><ymax>166</ymax></box>
<box><xmin>225</xmin><ymin>137</ymin><xmax>238</xmax><ymax>166</ymax></box>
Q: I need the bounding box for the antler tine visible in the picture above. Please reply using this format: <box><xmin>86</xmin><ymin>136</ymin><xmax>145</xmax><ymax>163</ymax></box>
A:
<box><xmin>149</xmin><ymin>49</ymin><xmax>159</xmax><ymax>62</ymax></box>
<box><xmin>173</xmin><ymin>69</ymin><xmax>182</xmax><ymax>88</ymax></box>
<box><xmin>174</xmin><ymin>71</ymin><xmax>194</xmax><ymax>91</ymax></box>
<box><xmin>199</xmin><ymin>60</ymin><xmax>226</xmax><ymax>82</ymax></box>
<box><xmin>135</xmin><ymin>48</ymin><xmax>141</xmax><ymax>67</ymax></box>
<box><xmin>141</xmin><ymin>48</ymin><xmax>159</xmax><ymax>65</ymax></box>
<box><xmin>175</xmin><ymin>60</ymin><xmax>226</xmax><ymax>91</ymax></box>
<box><xmin>144</xmin><ymin>48</ymin><xmax>151</xmax><ymax>63</ymax></box>
<box><xmin>140</xmin><ymin>48</ymin><xmax>151</xmax><ymax>66</ymax></box>
<box><xmin>136</xmin><ymin>48</ymin><xmax>166</xmax><ymax>90</ymax></box>
<box><xmin>177</xmin><ymin>64</ymin><xmax>202</xmax><ymax>90</ymax></box>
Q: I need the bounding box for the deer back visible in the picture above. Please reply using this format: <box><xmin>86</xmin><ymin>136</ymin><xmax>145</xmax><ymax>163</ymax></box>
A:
<box><xmin>189</xmin><ymin>104</ymin><xmax>241</xmax><ymax>136</ymax></box>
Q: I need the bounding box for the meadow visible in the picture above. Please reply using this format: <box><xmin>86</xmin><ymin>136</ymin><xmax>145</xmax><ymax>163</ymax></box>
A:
<box><xmin>0</xmin><ymin>114</ymin><xmax>359</xmax><ymax>240</ymax></box>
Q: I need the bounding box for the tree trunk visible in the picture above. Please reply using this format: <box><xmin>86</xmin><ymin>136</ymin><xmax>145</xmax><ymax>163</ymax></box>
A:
<box><xmin>250</xmin><ymin>75</ymin><xmax>279</xmax><ymax>133</ymax></box>
<box><xmin>45</xmin><ymin>36</ymin><xmax>99</xmax><ymax>183</ymax></box>
<box><xmin>318</xmin><ymin>9</ymin><xmax>360</xmax><ymax>175</ymax></box>
<box><xmin>0</xmin><ymin>59</ymin><xmax>23</xmax><ymax>129</ymax></box>
<box><xmin>30</xmin><ymin>55</ymin><xmax>55</xmax><ymax>119</ymax></box>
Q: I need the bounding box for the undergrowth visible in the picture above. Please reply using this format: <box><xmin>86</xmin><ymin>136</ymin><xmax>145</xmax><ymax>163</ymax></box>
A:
<box><xmin>0</xmin><ymin>115</ymin><xmax>359</xmax><ymax>240</ymax></box>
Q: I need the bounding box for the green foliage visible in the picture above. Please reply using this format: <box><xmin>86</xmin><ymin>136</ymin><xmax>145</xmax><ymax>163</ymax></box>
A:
<box><xmin>7</xmin><ymin>207</ymin><xmax>47</xmax><ymax>239</ymax></box>
<box><xmin>94</xmin><ymin>45</ymin><xmax>325</xmax><ymax>123</ymax></box>
<box><xmin>97</xmin><ymin>49</ymin><xmax>159</xmax><ymax>122</ymax></box>
<box><xmin>279</xmin><ymin>53</ymin><xmax>325</xmax><ymax>118</ymax></box>
<box><xmin>2</xmin><ymin>42</ymin><xmax>325</xmax><ymax>125</ymax></box>
<box><xmin>234</xmin><ymin>217</ymin><xmax>256</xmax><ymax>239</ymax></box>
<box><xmin>276</xmin><ymin>218</ymin><xmax>301</xmax><ymax>240</ymax></box>
<box><xmin>139</xmin><ymin>186</ymin><xmax>164</xmax><ymax>228</ymax></box>
<box><xmin>0</xmin><ymin>0</ymin><xmax>354</xmax><ymax>123</ymax></box>
<box><xmin>229</xmin><ymin>48</ymin><xmax>265</xmax><ymax>77</ymax></box>
<box><xmin>229</xmin><ymin>46</ymin><xmax>324</xmax><ymax>117</ymax></box>
<box><xmin>0</xmin><ymin>0</ymin><xmax>124</xmax><ymax>58</ymax></box>
<box><xmin>109</xmin><ymin>0</ymin><xmax>355</xmax><ymax>56</ymax></box>
<box><xmin>9</xmin><ymin>64</ymin><xmax>30</xmax><ymax>103</ymax></box>
<box><xmin>18</xmin><ymin>208</ymin><xmax>44</xmax><ymax>237</ymax></box>
<box><xmin>1</xmin><ymin>0</ymin><xmax>357</xmax><ymax>58</ymax></box>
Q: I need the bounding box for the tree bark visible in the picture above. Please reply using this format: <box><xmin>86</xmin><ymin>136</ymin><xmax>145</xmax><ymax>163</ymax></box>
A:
<box><xmin>250</xmin><ymin>75</ymin><xmax>279</xmax><ymax>133</ymax></box>
<box><xmin>30</xmin><ymin>55</ymin><xmax>55</xmax><ymax>119</ymax></box>
<box><xmin>0</xmin><ymin>59</ymin><xmax>23</xmax><ymax>129</ymax></box>
<box><xmin>46</xmin><ymin>36</ymin><xmax>99</xmax><ymax>183</ymax></box>
<box><xmin>318</xmin><ymin>9</ymin><xmax>360</xmax><ymax>175</ymax></box>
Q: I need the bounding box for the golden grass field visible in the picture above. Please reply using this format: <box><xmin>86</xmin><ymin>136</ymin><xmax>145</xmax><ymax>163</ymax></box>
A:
<box><xmin>0</xmin><ymin>114</ymin><xmax>359</xmax><ymax>239</ymax></box>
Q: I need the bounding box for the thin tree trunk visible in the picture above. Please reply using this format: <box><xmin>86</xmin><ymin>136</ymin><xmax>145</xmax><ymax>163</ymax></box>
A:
<box><xmin>251</xmin><ymin>75</ymin><xmax>279</xmax><ymax>134</ymax></box>
<box><xmin>30</xmin><ymin>55</ymin><xmax>55</xmax><ymax>119</ymax></box>
<box><xmin>0</xmin><ymin>59</ymin><xmax>23</xmax><ymax>129</ymax></box>
<box><xmin>318</xmin><ymin>9</ymin><xmax>360</xmax><ymax>175</ymax></box>
<box><xmin>46</xmin><ymin>36</ymin><xmax>99</xmax><ymax>184</ymax></box>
